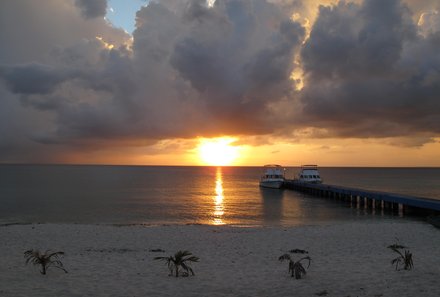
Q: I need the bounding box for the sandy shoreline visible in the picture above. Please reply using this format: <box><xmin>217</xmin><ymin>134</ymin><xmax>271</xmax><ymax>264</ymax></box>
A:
<box><xmin>1</xmin><ymin>221</ymin><xmax>439</xmax><ymax>297</ymax></box>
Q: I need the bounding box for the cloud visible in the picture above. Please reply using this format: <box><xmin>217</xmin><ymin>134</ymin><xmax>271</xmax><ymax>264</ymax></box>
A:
<box><xmin>418</xmin><ymin>10</ymin><xmax>440</xmax><ymax>36</ymax></box>
<box><xmin>0</xmin><ymin>0</ymin><xmax>307</xmax><ymax>161</ymax></box>
<box><xmin>130</xmin><ymin>0</ymin><xmax>305</xmax><ymax>135</ymax></box>
<box><xmin>169</xmin><ymin>0</ymin><xmax>304</xmax><ymax>115</ymax></box>
<box><xmin>297</xmin><ymin>0</ymin><xmax>440</xmax><ymax>143</ymax></box>
<box><xmin>302</xmin><ymin>0</ymin><xmax>416</xmax><ymax>80</ymax></box>
<box><xmin>0</xmin><ymin>0</ymin><xmax>440</xmax><ymax>163</ymax></box>
<box><xmin>75</xmin><ymin>0</ymin><xmax>108</xmax><ymax>19</ymax></box>
<box><xmin>0</xmin><ymin>63</ymin><xmax>76</xmax><ymax>94</ymax></box>
<box><xmin>0</xmin><ymin>0</ymin><xmax>129</xmax><ymax>65</ymax></box>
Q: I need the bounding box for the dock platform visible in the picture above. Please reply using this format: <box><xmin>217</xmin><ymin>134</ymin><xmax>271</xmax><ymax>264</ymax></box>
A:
<box><xmin>283</xmin><ymin>180</ymin><xmax>440</xmax><ymax>216</ymax></box>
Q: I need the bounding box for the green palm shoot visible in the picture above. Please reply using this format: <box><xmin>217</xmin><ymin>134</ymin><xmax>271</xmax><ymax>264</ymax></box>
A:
<box><xmin>24</xmin><ymin>249</ymin><xmax>68</xmax><ymax>275</ymax></box>
<box><xmin>154</xmin><ymin>250</ymin><xmax>199</xmax><ymax>277</ymax></box>
<box><xmin>279</xmin><ymin>253</ymin><xmax>311</xmax><ymax>279</ymax></box>
<box><xmin>388</xmin><ymin>243</ymin><xmax>413</xmax><ymax>270</ymax></box>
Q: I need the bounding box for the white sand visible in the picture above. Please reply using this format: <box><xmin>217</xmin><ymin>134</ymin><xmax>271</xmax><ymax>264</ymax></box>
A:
<box><xmin>1</xmin><ymin>221</ymin><xmax>439</xmax><ymax>297</ymax></box>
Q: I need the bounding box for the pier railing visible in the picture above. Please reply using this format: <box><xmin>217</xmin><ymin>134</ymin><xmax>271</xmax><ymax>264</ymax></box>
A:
<box><xmin>283</xmin><ymin>180</ymin><xmax>440</xmax><ymax>216</ymax></box>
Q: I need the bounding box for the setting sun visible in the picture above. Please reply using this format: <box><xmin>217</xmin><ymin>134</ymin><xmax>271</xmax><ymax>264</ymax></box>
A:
<box><xmin>197</xmin><ymin>137</ymin><xmax>240</xmax><ymax>166</ymax></box>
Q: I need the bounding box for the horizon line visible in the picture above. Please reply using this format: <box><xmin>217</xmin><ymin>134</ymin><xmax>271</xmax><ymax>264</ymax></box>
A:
<box><xmin>1</xmin><ymin>162</ymin><xmax>439</xmax><ymax>168</ymax></box>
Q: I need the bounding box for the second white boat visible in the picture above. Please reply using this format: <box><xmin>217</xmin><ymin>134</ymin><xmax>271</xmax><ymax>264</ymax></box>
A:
<box><xmin>297</xmin><ymin>165</ymin><xmax>323</xmax><ymax>183</ymax></box>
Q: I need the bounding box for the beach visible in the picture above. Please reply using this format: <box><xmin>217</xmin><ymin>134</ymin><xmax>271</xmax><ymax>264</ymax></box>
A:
<box><xmin>1</xmin><ymin>221</ymin><xmax>439</xmax><ymax>297</ymax></box>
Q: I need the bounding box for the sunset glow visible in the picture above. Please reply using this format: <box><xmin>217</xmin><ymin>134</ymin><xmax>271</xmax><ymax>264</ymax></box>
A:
<box><xmin>197</xmin><ymin>138</ymin><xmax>241</xmax><ymax>166</ymax></box>
<box><xmin>1</xmin><ymin>0</ymin><xmax>440</xmax><ymax>167</ymax></box>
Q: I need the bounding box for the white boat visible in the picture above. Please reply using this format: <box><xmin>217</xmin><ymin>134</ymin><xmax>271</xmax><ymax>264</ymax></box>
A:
<box><xmin>297</xmin><ymin>165</ymin><xmax>323</xmax><ymax>183</ymax></box>
<box><xmin>259</xmin><ymin>164</ymin><xmax>285</xmax><ymax>189</ymax></box>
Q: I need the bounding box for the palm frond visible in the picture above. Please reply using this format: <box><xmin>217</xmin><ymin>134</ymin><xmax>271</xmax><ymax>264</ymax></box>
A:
<box><xmin>388</xmin><ymin>242</ymin><xmax>413</xmax><ymax>271</ymax></box>
<box><xmin>179</xmin><ymin>250</ymin><xmax>192</xmax><ymax>257</ymax></box>
<box><xmin>387</xmin><ymin>244</ymin><xmax>407</xmax><ymax>249</ymax></box>
<box><xmin>24</xmin><ymin>249</ymin><xmax>67</xmax><ymax>275</ymax></box>
<box><xmin>403</xmin><ymin>250</ymin><xmax>413</xmax><ymax>270</ymax></box>
<box><xmin>279</xmin><ymin>254</ymin><xmax>291</xmax><ymax>262</ymax></box>
<box><xmin>298</xmin><ymin>256</ymin><xmax>312</xmax><ymax>268</ymax></box>
<box><xmin>154</xmin><ymin>250</ymin><xmax>198</xmax><ymax>277</ymax></box>
<box><xmin>389</xmin><ymin>246</ymin><xmax>404</xmax><ymax>258</ymax></box>
<box><xmin>292</xmin><ymin>262</ymin><xmax>307</xmax><ymax>279</ymax></box>
<box><xmin>279</xmin><ymin>252</ymin><xmax>311</xmax><ymax>279</ymax></box>
<box><xmin>184</xmin><ymin>256</ymin><xmax>199</xmax><ymax>263</ymax></box>
<box><xmin>187</xmin><ymin>267</ymin><xmax>194</xmax><ymax>276</ymax></box>
<box><xmin>154</xmin><ymin>256</ymin><xmax>170</xmax><ymax>261</ymax></box>
<box><xmin>289</xmin><ymin>249</ymin><xmax>308</xmax><ymax>254</ymax></box>
<box><xmin>47</xmin><ymin>251</ymin><xmax>64</xmax><ymax>259</ymax></box>
<box><xmin>180</xmin><ymin>262</ymin><xmax>195</xmax><ymax>276</ymax></box>
<box><xmin>46</xmin><ymin>261</ymin><xmax>68</xmax><ymax>273</ymax></box>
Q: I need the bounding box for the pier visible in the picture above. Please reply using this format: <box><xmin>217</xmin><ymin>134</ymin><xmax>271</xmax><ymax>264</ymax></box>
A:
<box><xmin>283</xmin><ymin>180</ymin><xmax>440</xmax><ymax>216</ymax></box>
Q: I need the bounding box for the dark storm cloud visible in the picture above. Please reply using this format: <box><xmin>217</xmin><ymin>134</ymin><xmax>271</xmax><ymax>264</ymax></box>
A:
<box><xmin>75</xmin><ymin>0</ymin><xmax>108</xmax><ymax>19</ymax></box>
<box><xmin>0</xmin><ymin>63</ymin><xmax>76</xmax><ymax>94</ymax></box>
<box><xmin>301</xmin><ymin>0</ymin><xmax>416</xmax><ymax>80</ymax></box>
<box><xmin>131</xmin><ymin>0</ymin><xmax>305</xmax><ymax>135</ymax></box>
<box><xmin>0</xmin><ymin>0</ymin><xmax>131</xmax><ymax>161</ymax></box>
<box><xmin>298</xmin><ymin>0</ymin><xmax>440</xmax><ymax>142</ymax></box>
<box><xmin>169</xmin><ymin>0</ymin><xmax>305</xmax><ymax>128</ymax></box>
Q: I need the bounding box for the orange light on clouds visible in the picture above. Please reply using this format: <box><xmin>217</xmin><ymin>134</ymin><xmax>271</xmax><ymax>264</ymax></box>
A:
<box><xmin>95</xmin><ymin>36</ymin><xmax>115</xmax><ymax>49</ymax></box>
<box><xmin>61</xmin><ymin>136</ymin><xmax>440</xmax><ymax>167</ymax></box>
<box><xmin>197</xmin><ymin>137</ymin><xmax>241</xmax><ymax>166</ymax></box>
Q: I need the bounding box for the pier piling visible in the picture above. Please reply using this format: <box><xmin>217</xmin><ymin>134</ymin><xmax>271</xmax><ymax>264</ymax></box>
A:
<box><xmin>283</xmin><ymin>180</ymin><xmax>440</xmax><ymax>217</ymax></box>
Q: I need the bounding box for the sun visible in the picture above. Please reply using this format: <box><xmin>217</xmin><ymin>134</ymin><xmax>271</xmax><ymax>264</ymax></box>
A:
<box><xmin>197</xmin><ymin>137</ymin><xmax>240</xmax><ymax>166</ymax></box>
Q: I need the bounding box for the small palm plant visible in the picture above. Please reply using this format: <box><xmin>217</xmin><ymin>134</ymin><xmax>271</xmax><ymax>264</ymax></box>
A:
<box><xmin>388</xmin><ymin>243</ymin><xmax>413</xmax><ymax>270</ymax></box>
<box><xmin>24</xmin><ymin>249</ymin><xmax>68</xmax><ymax>275</ymax></box>
<box><xmin>154</xmin><ymin>250</ymin><xmax>199</xmax><ymax>277</ymax></box>
<box><xmin>279</xmin><ymin>249</ymin><xmax>311</xmax><ymax>279</ymax></box>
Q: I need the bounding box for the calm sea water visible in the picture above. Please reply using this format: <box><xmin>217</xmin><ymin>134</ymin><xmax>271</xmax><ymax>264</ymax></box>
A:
<box><xmin>0</xmin><ymin>165</ymin><xmax>439</xmax><ymax>226</ymax></box>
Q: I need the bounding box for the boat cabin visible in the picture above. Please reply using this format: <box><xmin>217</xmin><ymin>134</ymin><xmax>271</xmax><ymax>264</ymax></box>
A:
<box><xmin>298</xmin><ymin>165</ymin><xmax>322</xmax><ymax>183</ymax></box>
<box><xmin>261</xmin><ymin>165</ymin><xmax>284</xmax><ymax>179</ymax></box>
<box><xmin>259</xmin><ymin>165</ymin><xmax>285</xmax><ymax>189</ymax></box>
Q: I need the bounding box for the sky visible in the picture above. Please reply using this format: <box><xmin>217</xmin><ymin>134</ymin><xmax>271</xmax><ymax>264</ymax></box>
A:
<box><xmin>106</xmin><ymin>0</ymin><xmax>148</xmax><ymax>33</ymax></box>
<box><xmin>1</xmin><ymin>0</ymin><xmax>440</xmax><ymax>166</ymax></box>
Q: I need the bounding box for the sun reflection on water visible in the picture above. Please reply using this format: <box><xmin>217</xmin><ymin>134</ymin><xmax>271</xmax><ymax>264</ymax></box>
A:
<box><xmin>213</xmin><ymin>167</ymin><xmax>225</xmax><ymax>225</ymax></box>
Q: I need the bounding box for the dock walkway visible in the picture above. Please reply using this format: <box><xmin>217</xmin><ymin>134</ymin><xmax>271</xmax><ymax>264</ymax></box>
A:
<box><xmin>283</xmin><ymin>180</ymin><xmax>440</xmax><ymax>216</ymax></box>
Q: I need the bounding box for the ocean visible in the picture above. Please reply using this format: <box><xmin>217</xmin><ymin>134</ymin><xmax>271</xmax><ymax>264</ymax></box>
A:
<box><xmin>1</xmin><ymin>165</ymin><xmax>439</xmax><ymax>226</ymax></box>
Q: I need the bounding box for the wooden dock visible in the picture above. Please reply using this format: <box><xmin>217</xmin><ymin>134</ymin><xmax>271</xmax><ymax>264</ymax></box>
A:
<box><xmin>283</xmin><ymin>180</ymin><xmax>440</xmax><ymax>216</ymax></box>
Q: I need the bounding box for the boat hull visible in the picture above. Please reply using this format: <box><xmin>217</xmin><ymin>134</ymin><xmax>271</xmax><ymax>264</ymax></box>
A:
<box><xmin>259</xmin><ymin>180</ymin><xmax>284</xmax><ymax>189</ymax></box>
<box><xmin>297</xmin><ymin>179</ymin><xmax>322</xmax><ymax>184</ymax></box>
